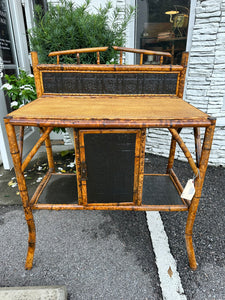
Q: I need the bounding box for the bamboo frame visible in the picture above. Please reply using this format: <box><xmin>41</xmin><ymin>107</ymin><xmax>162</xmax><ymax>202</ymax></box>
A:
<box><xmin>4</xmin><ymin>121</ymin><xmax>36</xmax><ymax>270</ymax></box>
<box><xmin>178</xmin><ymin>52</ymin><xmax>189</xmax><ymax>98</ymax></box>
<box><xmin>137</xmin><ymin>129</ymin><xmax>146</xmax><ymax>205</ymax></box>
<box><xmin>30</xmin><ymin>169</ymin><xmax>53</xmax><ymax>206</ymax></box>
<box><xmin>4</xmin><ymin>116</ymin><xmax>216</xmax><ymax>271</ymax></box>
<box><xmin>4</xmin><ymin>48</ymin><xmax>216</xmax><ymax>271</ymax></box>
<box><xmin>48</xmin><ymin>47</ymin><xmax>109</xmax><ymax>64</ymax></box>
<box><xmin>112</xmin><ymin>46</ymin><xmax>172</xmax><ymax>65</ymax></box>
<box><xmin>21</xmin><ymin>127</ymin><xmax>53</xmax><ymax>172</ymax></box>
<box><xmin>185</xmin><ymin>121</ymin><xmax>216</xmax><ymax>270</ymax></box>
<box><xmin>169</xmin><ymin>128</ymin><xmax>199</xmax><ymax>178</ymax></box>
<box><xmin>32</xmin><ymin>203</ymin><xmax>188</xmax><ymax>212</ymax></box>
<box><xmin>77</xmin><ymin>129</ymin><xmax>142</xmax><ymax>206</ymax></box>
<box><xmin>18</xmin><ymin>126</ymin><xmax>24</xmax><ymax>159</ymax></box>
<box><xmin>194</xmin><ymin>127</ymin><xmax>202</xmax><ymax>167</ymax></box>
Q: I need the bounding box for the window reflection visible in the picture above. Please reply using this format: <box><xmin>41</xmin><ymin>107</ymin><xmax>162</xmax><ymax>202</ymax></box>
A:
<box><xmin>136</xmin><ymin>0</ymin><xmax>190</xmax><ymax>64</ymax></box>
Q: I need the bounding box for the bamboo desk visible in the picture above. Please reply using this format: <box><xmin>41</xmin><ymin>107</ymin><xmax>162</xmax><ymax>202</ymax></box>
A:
<box><xmin>4</xmin><ymin>94</ymin><xmax>215</xmax><ymax>270</ymax></box>
<box><xmin>4</xmin><ymin>46</ymin><xmax>216</xmax><ymax>270</ymax></box>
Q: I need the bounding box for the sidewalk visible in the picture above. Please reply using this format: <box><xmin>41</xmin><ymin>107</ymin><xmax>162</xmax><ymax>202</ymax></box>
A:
<box><xmin>0</xmin><ymin>148</ymin><xmax>224</xmax><ymax>299</ymax></box>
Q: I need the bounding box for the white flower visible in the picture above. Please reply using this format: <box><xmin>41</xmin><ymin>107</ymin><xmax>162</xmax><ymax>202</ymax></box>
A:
<box><xmin>19</xmin><ymin>103</ymin><xmax>24</xmax><ymax>108</ymax></box>
<box><xmin>36</xmin><ymin>177</ymin><xmax>43</xmax><ymax>183</ymax></box>
<box><xmin>11</xmin><ymin>101</ymin><xmax>18</xmax><ymax>108</ymax></box>
<box><xmin>67</xmin><ymin>162</ymin><xmax>75</xmax><ymax>168</ymax></box>
<box><xmin>20</xmin><ymin>84</ymin><xmax>34</xmax><ymax>91</ymax></box>
<box><xmin>1</xmin><ymin>83</ymin><xmax>13</xmax><ymax>90</ymax></box>
<box><xmin>28</xmin><ymin>74</ymin><xmax>34</xmax><ymax>77</ymax></box>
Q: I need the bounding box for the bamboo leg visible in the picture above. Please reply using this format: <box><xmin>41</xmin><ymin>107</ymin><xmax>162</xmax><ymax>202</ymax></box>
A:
<box><xmin>18</xmin><ymin>126</ymin><xmax>24</xmax><ymax>159</ymax></box>
<box><xmin>4</xmin><ymin>120</ymin><xmax>36</xmax><ymax>270</ymax></box>
<box><xmin>41</xmin><ymin>127</ymin><xmax>55</xmax><ymax>171</ymax></box>
<box><xmin>137</xmin><ymin>129</ymin><xmax>146</xmax><ymax>205</ymax></box>
<box><xmin>74</xmin><ymin>129</ymin><xmax>83</xmax><ymax>205</ymax></box>
<box><xmin>194</xmin><ymin>127</ymin><xmax>202</xmax><ymax>168</ymax></box>
<box><xmin>24</xmin><ymin>207</ymin><xmax>36</xmax><ymax>270</ymax></box>
<box><xmin>185</xmin><ymin>122</ymin><xmax>216</xmax><ymax>270</ymax></box>
<box><xmin>21</xmin><ymin>127</ymin><xmax>53</xmax><ymax>172</ymax></box>
<box><xmin>169</xmin><ymin>128</ymin><xmax>199</xmax><ymax>177</ymax></box>
<box><xmin>167</xmin><ymin>128</ymin><xmax>182</xmax><ymax>173</ymax></box>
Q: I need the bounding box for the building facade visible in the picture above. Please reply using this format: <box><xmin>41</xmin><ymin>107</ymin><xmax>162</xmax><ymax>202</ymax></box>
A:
<box><xmin>0</xmin><ymin>0</ymin><xmax>225</xmax><ymax>168</ymax></box>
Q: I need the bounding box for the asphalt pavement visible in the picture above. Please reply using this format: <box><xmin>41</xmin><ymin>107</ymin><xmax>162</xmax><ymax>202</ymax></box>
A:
<box><xmin>0</xmin><ymin>148</ymin><xmax>224</xmax><ymax>299</ymax></box>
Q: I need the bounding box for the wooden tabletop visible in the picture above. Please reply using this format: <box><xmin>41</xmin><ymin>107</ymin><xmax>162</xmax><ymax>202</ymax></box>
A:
<box><xmin>6</xmin><ymin>95</ymin><xmax>211</xmax><ymax>128</ymax></box>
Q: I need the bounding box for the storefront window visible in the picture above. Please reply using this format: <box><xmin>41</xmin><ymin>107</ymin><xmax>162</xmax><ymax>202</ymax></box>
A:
<box><xmin>0</xmin><ymin>0</ymin><xmax>18</xmax><ymax>112</ymax></box>
<box><xmin>0</xmin><ymin>0</ymin><xmax>16</xmax><ymax>66</ymax></box>
<box><xmin>136</xmin><ymin>0</ymin><xmax>190</xmax><ymax>64</ymax></box>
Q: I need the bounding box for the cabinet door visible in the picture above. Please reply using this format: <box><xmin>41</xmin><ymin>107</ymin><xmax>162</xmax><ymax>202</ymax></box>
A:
<box><xmin>78</xmin><ymin>129</ymin><xmax>143</xmax><ymax>205</ymax></box>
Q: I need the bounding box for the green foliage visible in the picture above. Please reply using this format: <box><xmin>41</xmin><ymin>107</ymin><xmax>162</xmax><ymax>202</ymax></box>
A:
<box><xmin>29</xmin><ymin>0</ymin><xmax>135</xmax><ymax>64</ymax></box>
<box><xmin>1</xmin><ymin>70</ymin><xmax>36</xmax><ymax>110</ymax></box>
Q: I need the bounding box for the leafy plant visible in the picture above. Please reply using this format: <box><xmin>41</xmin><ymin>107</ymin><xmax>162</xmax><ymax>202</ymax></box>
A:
<box><xmin>1</xmin><ymin>70</ymin><xmax>36</xmax><ymax>110</ymax></box>
<box><xmin>29</xmin><ymin>0</ymin><xmax>135</xmax><ymax>64</ymax></box>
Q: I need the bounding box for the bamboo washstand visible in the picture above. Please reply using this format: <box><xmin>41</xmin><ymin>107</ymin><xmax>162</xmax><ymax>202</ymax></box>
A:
<box><xmin>4</xmin><ymin>47</ymin><xmax>216</xmax><ymax>270</ymax></box>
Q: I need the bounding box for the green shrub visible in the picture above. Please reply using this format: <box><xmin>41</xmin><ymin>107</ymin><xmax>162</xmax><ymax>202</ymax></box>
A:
<box><xmin>29</xmin><ymin>0</ymin><xmax>135</xmax><ymax>64</ymax></box>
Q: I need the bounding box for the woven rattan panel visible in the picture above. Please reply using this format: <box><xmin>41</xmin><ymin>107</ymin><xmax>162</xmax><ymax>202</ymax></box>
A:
<box><xmin>83</xmin><ymin>133</ymin><xmax>136</xmax><ymax>203</ymax></box>
<box><xmin>42</xmin><ymin>72</ymin><xmax>178</xmax><ymax>94</ymax></box>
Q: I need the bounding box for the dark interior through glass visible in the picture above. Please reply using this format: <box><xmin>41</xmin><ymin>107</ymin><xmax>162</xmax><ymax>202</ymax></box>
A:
<box><xmin>136</xmin><ymin>0</ymin><xmax>190</xmax><ymax>64</ymax></box>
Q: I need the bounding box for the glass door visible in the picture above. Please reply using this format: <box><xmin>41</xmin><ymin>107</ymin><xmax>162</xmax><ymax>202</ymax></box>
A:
<box><xmin>136</xmin><ymin>0</ymin><xmax>190</xmax><ymax>64</ymax></box>
<box><xmin>0</xmin><ymin>0</ymin><xmax>39</xmax><ymax>169</ymax></box>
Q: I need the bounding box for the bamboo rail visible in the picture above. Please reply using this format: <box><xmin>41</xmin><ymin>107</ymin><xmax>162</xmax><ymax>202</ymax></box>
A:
<box><xmin>169</xmin><ymin>128</ymin><xmax>199</xmax><ymax>177</ymax></box>
<box><xmin>48</xmin><ymin>47</ymin><xmax>108</xmax><ymax>64</ymax></box>
<box><xmin>112</xmin><ymin>46</ymin><xmax>172</xmax><ymax>65</ymax></box>
<box><xmin>21</xmin><ymin>127</ymin><xmax>53</xmax><ymax>172</ymax></box>
<box><xmin>169</xmin><ymin>169</ymin><xmax>183</xmax><ymax>194</ymax></box>
<box><xmin>30</xmin><ymin>168</ymin><xmax>53</xmax><ymax>206</ymax></box>
<box><xmin>7</xmin><ymin>118</ymin><xmax>212</xmax><ymax>129</ymax></box>
<box><xmin>32</xmin><ymin>203</ymin><xmax>188</xmax><ymax>212</ymax></box>
<box><xmin>36</xmin><ymin>64</ymin><xmax>183</xmax><ymax>72</ymax></box>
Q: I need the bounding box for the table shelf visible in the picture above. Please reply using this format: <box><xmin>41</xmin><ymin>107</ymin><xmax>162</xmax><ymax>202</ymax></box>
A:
<box><xmin>142</xmin><ymin>174</ymin><xmax>187</xmax><ymax>209</ymax></box>
<box><xmin>33</xmin><ymin>173</ymin><xmax>188</xmax><ymax>212</ymax></box>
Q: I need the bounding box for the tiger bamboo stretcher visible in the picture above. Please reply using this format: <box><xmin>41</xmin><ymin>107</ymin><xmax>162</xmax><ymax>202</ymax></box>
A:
<box><xmin>4</xmin><ymin>46</ymin><xmax>216</xmax><ymax>270</ymax></box>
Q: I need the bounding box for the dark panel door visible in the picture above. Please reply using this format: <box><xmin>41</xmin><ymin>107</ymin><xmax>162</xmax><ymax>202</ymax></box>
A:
<box><xmin>79</xmin><ymin>130</ymin><xmax>140</xmax><ymax>204</ymax></box>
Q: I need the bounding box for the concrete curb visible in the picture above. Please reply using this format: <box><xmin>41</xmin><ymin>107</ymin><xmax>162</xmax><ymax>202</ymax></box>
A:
<box><xmin>0</xmin><ymin>286</ymin><xmax>67</xmax><ymax>300</ymax></box>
